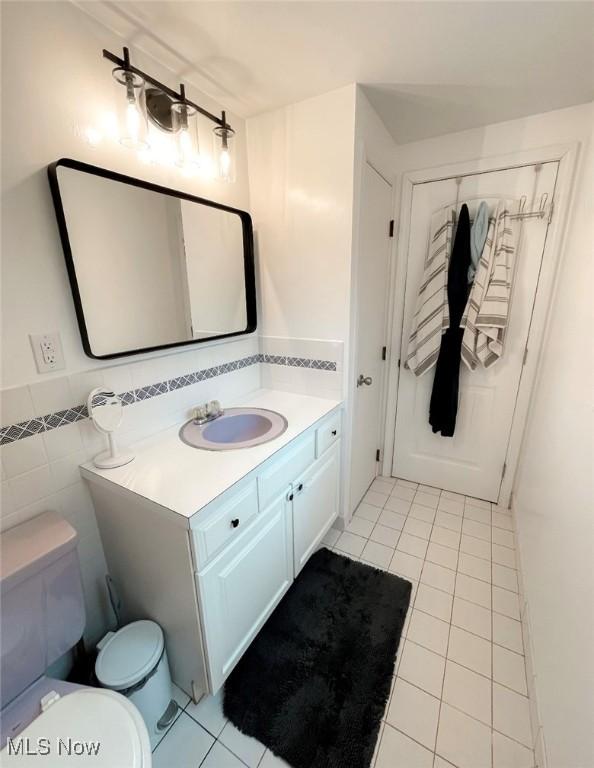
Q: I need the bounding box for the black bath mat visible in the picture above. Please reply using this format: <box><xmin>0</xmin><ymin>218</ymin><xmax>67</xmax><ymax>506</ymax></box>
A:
<box><xmin>223</xmin><ymin>547</ymin><xmax>411</xmax><ymax>768</ymax></box>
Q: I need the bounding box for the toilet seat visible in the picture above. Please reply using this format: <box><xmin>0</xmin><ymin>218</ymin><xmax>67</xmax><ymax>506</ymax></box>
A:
<box><xmin>1</xmin><ymin>688</ymin><xmax>151</xmax><ymax>766</ymax></box>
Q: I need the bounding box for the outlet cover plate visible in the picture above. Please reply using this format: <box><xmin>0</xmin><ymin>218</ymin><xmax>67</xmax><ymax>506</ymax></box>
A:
<box><xmin>30</xmin><ymin>332</ymin><xmax>66</xmax><ymax>374</ymax></box>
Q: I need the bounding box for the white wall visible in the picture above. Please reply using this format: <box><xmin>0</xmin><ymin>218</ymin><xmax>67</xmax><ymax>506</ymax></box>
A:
<box><xmin>513</xmin><ymin>119</ymin><xmax>593</xmax><ymax>768</ymax></box>
<box><xmin>0</xmin><ymin>1</ymin><xmax>258</xmax><ymax>644</ymax></box>
<box><xmin>391</xmin><ymin>102</ymin><xmax>594</xmax><ymax>768</ymax></box>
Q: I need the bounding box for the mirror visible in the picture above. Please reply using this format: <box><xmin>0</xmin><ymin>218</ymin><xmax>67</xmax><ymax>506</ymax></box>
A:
<box><xmin>48</xmin><ymin>159</ymin><xmax>256</xmax><ymax>359</ymax></box>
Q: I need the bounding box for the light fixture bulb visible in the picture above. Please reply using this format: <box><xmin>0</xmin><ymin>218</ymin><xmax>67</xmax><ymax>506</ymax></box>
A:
<box><xmin>112</xmin><ymin>60</ymin><xmax>149</xmax><ymax>150</ymax></box>
<box><xmin>171</xmin><ymin>97</ymin><xmax>200</xmax><ymax>170</ymax></box>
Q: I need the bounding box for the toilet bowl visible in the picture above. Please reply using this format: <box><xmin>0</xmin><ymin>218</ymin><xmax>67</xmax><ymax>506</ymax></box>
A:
<box><xmin>1</xmin><ymin>688</ymin><xmax>151</xmax><ymax>766</ymax></box>
<box><xmin>0</xmin><ymin>512</ymin><xmax>152</xmax><ymax>766</ymax></box>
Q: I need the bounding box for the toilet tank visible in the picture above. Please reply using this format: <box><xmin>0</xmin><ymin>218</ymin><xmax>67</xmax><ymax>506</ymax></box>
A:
<box><xmin>0</xmin><ymin>512</ymin><xmax>86</xmax><ymax>708</ymax></box>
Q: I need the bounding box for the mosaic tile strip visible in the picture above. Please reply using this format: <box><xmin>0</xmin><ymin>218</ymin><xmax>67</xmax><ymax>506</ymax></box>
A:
<box><xmin>0</xmin><ymin>353</ymin><xmax>337</xmax><ymax>445</ymax></box>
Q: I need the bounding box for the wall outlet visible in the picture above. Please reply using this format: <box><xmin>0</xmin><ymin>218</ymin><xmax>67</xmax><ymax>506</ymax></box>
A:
<box><xmin>30</xmin><ymin>332</ymin><xmax>66</xmax><ymax>373</ymax></box>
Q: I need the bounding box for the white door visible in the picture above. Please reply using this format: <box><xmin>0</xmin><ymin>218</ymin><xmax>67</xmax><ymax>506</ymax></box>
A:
<box><xmin>350</xmin><ymin>162</ymin><xmax>393</xmax><ymax>511</ymax></box>
<box><xmin>293</xmin><ymin>443</ymin><xmax>340</xmax><ymax>574</ymax></box>
<box><xmin>392</xmin><ymin>162</ymin><xmax>558</xmax><ymax>501</ymax></box>
<box><xmin>197</xmin><ymin>496</ymin><xmax>293</xmax><ymax>692</ymax></box>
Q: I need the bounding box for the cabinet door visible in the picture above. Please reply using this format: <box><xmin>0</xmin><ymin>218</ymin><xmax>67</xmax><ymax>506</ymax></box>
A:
<box><xmin>293</xmin><ymin>442</ymin><xmax>340</xmax><ymax>575</ymax></box>
<box><xmin>197</xmin><ymin>494</ymin><xmax>293</xmax><ymax>692</ymax></box>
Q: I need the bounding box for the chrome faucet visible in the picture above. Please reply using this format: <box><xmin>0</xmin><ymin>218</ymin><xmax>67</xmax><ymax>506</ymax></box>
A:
<box><xmin>192</xmin><ymin>400</ymin><xmax>224</xmax><ymax>425</ymax></box>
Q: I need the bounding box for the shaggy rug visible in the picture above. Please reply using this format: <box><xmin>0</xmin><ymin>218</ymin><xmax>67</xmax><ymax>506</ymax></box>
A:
<box><xmin>224</xmin><ymin>546</ymin><xmax>411</xmax><ymax>768</ymax></box>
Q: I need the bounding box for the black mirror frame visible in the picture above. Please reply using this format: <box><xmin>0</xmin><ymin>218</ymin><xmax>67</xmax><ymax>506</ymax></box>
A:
<box><xmin>47</xmin><ymin>158</ymin><xmax>257</xmax><ymax>360</ymax></box>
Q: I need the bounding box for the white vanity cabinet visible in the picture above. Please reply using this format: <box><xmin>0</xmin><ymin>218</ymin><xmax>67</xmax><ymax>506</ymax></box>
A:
<box><xmin>83</xmin><ymin>394</ymin><xmax>342</xmax><ymax>702</ymax></box>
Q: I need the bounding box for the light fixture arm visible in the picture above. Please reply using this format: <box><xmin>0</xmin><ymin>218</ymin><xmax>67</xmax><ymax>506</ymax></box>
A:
<box><xmin>103</xmin><ymin>46</ymin><xmax>232</xmax><ymax>132</ymax></box>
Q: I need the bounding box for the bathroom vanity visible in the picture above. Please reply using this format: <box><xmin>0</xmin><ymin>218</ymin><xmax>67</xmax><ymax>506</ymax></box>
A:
<box><xmin>81</xmin><ymin>389</ymin><xmax>342</xmax><ymax>701</ymax></box>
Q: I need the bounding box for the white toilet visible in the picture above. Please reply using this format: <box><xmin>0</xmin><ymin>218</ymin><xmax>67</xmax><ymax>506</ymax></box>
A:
<box><xmin>0</xmin><ymin>511</ymin><xmax>152</xmax><ymax>766</ymax></box>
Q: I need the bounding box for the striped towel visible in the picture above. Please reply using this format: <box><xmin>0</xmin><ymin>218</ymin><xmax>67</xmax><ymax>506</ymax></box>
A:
<box><xmin>461</xmin><ymin>200</ymin><xmax>516</xmax><ymax>370</ymax></box>
<box><xmin>405</xmin><ymin>207</ymin><xmax>455</xmax><ymax>375</ymax></box>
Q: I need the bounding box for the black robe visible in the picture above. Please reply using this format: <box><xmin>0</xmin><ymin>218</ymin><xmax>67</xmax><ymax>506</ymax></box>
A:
<box><xmin>429</xmin><ymin>204</ymin><xmax>471</xmax><ymax>437</ymax></box>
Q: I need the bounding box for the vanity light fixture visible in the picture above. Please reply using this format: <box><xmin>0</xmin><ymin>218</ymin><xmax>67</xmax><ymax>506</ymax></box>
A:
<box><xmin>103</xmin><ymin>46</ymin><xmax>235</xmax><ymax>181</ymax></box>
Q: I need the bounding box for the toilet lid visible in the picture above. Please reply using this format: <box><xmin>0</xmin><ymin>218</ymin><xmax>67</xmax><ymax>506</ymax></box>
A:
<box><xmin>1</xmin><ymin>688</ymin><xmax>151</xmax><ymax>766</ymax></box>
<box><xmin>96</xmin><ymin>620</ymin><xmax>163</xmax><ymax>691</ymax></box>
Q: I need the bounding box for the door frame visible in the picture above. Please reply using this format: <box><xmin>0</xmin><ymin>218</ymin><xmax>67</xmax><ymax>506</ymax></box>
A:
<box><xmin>344</xmin><ymin>139</ymin><xmax>397</xmax><ymax>520</ymax></box>
<box><xmin>383</xmin><ymin>142</ymin><xmax>579</xmax><ymax>507</ymax></box>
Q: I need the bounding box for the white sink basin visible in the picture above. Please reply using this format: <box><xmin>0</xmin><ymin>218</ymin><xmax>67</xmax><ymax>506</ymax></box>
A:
<box><xmin>179</xmin><ymin>407</ymin><xmax>288</xmax><ymax>451</ymax></box>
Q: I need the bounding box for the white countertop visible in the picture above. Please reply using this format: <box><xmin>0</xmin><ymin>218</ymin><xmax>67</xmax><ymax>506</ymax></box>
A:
<box><xmin>81</xmin><ymin>389</ymin><xmax>342</xmax><ymax>521</ymax></box>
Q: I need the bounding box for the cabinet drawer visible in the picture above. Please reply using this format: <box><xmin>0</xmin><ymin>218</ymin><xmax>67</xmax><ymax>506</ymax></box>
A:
<box><xmin>316</xmin><ymin>411</ymin><xmax>341</xmax><ymax>457</ymax></box>
<box><xmin>191</xmin><ymin>480</ymin><xmax>259</xmax><ymax>567</ymax></box>
<box><xmin>258</xmin><ymin>434</ymin><xmax>316</xmax><ymax>509</ymax></box>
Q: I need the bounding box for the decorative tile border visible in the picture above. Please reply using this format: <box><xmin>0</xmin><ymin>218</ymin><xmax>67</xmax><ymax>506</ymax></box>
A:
<box><xmin>0</xmin><ymin>353</ymin><xmax>337</xmax><ymax>445</ymax></box>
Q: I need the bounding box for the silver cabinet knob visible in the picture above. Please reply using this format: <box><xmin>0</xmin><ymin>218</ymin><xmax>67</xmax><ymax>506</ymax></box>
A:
<box><xmin>357</xmin><ymin>374</ymin><xmax>373</xmax><ymax>387</ymax></box>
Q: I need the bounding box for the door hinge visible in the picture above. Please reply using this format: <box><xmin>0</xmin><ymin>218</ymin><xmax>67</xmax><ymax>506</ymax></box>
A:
<box><xmin>547</xmin><ymin>200</ymin><xmax>555</xmax><ymax>224</ymax></box>
<box><xmin>389</xmin><ymin>219</ymin><xmax>395</xmax><ymax>238</ymax></box>
<box><xmin>376</xmin><ymin>449</ymin><xmax>381</xmax><ymax>462</ymax></box>
<box><xmin>397</xmin><ymin>358</ymin><xmax>401</xmax><ymax>369</ymax></box>
<box><xmin>381</xmin><ymin>346</ymin><xmax>387</xmax><ymax>361</ymax></box>
<box><xmin>502</xmin><ymin>462</ymin><xmax>507</xmax><ymax>479</ymax></box>
<box><xmin>522</xmin><ymin>347</ymin><xmax>528</xmax><ymax>366</ymax></box>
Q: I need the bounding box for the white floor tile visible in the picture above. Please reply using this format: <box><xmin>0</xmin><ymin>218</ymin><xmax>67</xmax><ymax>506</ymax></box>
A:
<box><xmin>433</xmin><ymin>756</ymin><xmax>457</xmax><ymax>768</ymax></box>
<box><xmin>414</xmin><ymin>490</ymin><xmax>440</xmax><ymax>509</ymax></box>
<box><xmin>493</xmin><ymin>586</ymin><xmax>521</xmax><ymax>620</ymax></box>
<box><xmin>407</xmin><ymin>610</ymin><xmax>450</xmax><ymax>656</ymax></box>
<box><xmin>397</xmin><ymin>532</ymin><xmax>428</xmax><ymax>559</ymax></box>
<box><xmin>464</xmin><ymin>505</ymin><xmax>492</xmax><ymax>525</ymax></box>
<box><xmin>462</xmin><ymin>518</ymin><xmax>492</xmax><ymax>541</ymax></box>
<box><xmin>378</xmin><ymin>475</ymin><xmax>396</xmax><ymax>486</ymax></box>
<box><xmin>386</xmin><ymin>678</ymin><xmax>440</xmax><ymax>750</ymax></box>
<box><xmin>493</xmin><ymin>682</ymin><xmax>533</xmax><ymax>747</ymax></box>
<box><xmin>414</xmin><ymin>583</ymin><xmax>453</xmax><ymax>623</ymax></box>
<box><xmin>396</xmin><ymin>478</ymin><xmax>418</xmax><ymax>489</ymax></box>
<box><xmin>447</xmin><ymin>625</ymin><xmax>492</xmax><ymax>677</ymax></box>
<box><xmin>493</xmin><ymin>644</ymin><xmax>528</xmax><ymax>695</ymax></box>
<box><xmin>435</xmin><ymin>510</ymin><xmax>462</xmax><ymax>532</ymax></box>
<box><xmin>438</xmin><ymin>497</ymin><xmax>464</xmax><ymax>516</ymax></box>
<box><xmin>171</xmin><ymin>684</ymin><xmax>191</xmax><ymax>710</ymax></box>
<box><xmin>218</xmin><ymin>721</ymin><xmax>267</xmax><ymax>767</ymax></box>
<box><xmin>418</xmin><ymin>483</ymin><xmax>441</xmax><ymax>496</ymax></box>
<box><xmin>391</xmin><ymin>484</ymin><xmax>416</xmax><ymax>502</ymax></box>
<box><xmin>457</xmin><ymin>551</ymin><xmax>491</xmax><ymax>583</ymax></box>
<box><xmin>370</xmin><ymin>523</ymin><xmax>401</xmax><ymax>548</ymax></box>
<box><xmin>153</xmin><ymin>713</ymin><xmax>214</xmax><ymax>768</ymax></box>
<box><xmin>460</xmin><ymin>534</ymin><xmax>491</xmax><ymax>561</ymax></box>
<box><xmin>403</xmin><ymin>516</ymin><xmax>433</xmax><ymax>540</ymax></box>
<box><xmin>186</xmin><ymin>690</ymin><xmax>227</xmax><ymax>738</ymax></box>
<box><xmin>441</xmin><ymin>490</ymin><xmax>465</xmax><ymax>503</ymax></box>
<box><xmin>421</xmin><ymin>561</ymin><xmax>456</xmax><ymax>594</ymax></box>
<box><xmin>201</xmin><ymin>741</ymin><xmax>246</xmax><ymax>768</ymax></box>
<box><xmin>398</xmin><ymin>640</ymin><xmax>446</xmax><ymax>698</ymax></box>
<box><xmin>257</xmin><ymin>749</ymin><xmax>292</xmax><ymax>768</ymax></box>
<box><xmin>426</xmin><ymin>541</ymin><xmax>458</xmax><ymax>571</ymax></box>
<box><xmin>492</xmin><ymin>543</ymin><xmax>517</xmax><ymax>569</ymax></box>
<box><xmin>375</xmin><ymin>723</ymin><xmax>434</xmax><ymax>768</ymax></box>
<box><xmin>465</xmin><ymin>497</ymin><xmax>491</xmax><ymax>510</ymax></box>
<box><xmin>355</xmin><ymin>502</ymin><xmax>381</xmax><ymax>523</ymax></box>
<box><xmin>442</xmin><ymin>660</ymin><xmax>491</xmax><ymax>725</ymax></box>
<box><xmin>455</xmin><ymin>573</ymin><xmax>491</xmax><ymax>609</ymax></box>
<box><xmin>492</xmin><ymin>527</ymin><xmax>515</xmax><ymax>548</ymax></box>
<box><xmin>361</xmin><ymin>540</ymin><xmax>394</xmax><ymax>569</ymax></box>
<box><xmin>430</xmin><ymin>526</ymin><xmax>461</xmax><ymax>551</ymax></box>
<box><xmin>363</xmin><ymin>489</ymin><xmax>389</xmax><ymax>508</ymax></box>
<box><xmin>493</xmin><ymin>613</ymin><xmax>524</xmax><ymax>654</ymax></box>
<box><xmin>346</xmin><ymin>516</ymin><xmax>375</xmax><ymax>538</ymax></box>
<box><xmin>390</xmin><ymin>550</ymin><xmax>424</xmax><ymax>580</ymax></box>
<box><xmin>408</xmin><ymin>503</ymin><xmax>436</xmax><ymax>524</ymax></box>
<box><xmin>451</xmin><ymin>597</ymin><xmax>492</xmax><ymax>640</ymax></box>
<box><xmin>492</xmin><ymin>562</ymin><xmax>519</xmax><ymax>592</ymax></box>
<box><xmin>492</xmin><ymin>511</ymin><xmax>514</xmax><ymax>531</ymax></box>
<box><xmin>335</xmin><ymin>531</ymin><xmax>367</xmax><ymax>557</ymax></box>
<box><xmin>378</xmin><ymin>509</ymin><xmax>407</xmax><ymax>531</ymax></box>
<box><xmin>384</xmin><ymin>495</ymin><xmax>412</xmax><ymax>515</ymax></box>
<box><xmin>493</xmin><ymin>731</ymin><xmax>535</xmax><ymax>768</ymax></box>
<box><xmin>436</xmin><ymin>703</ymin><xmax>492</xmax><ymax>768</ymax></box>
<box><xmin>371</xmin><ymin>478</ymin><xmax>396</xmax><ymax>495</ymax></box>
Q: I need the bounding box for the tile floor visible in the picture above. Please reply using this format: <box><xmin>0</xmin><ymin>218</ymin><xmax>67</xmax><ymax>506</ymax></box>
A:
<box><xmin>152</xmin><ymin>476</ymin><xmax>533</xmax><ymax>768</ymax></box>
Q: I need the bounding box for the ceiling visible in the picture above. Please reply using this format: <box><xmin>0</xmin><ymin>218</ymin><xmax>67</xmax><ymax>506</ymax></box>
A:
<box><xmin>78</xmin><ymin>1</ymin><xmax>594</xmax><ymax>143</ymax></box>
